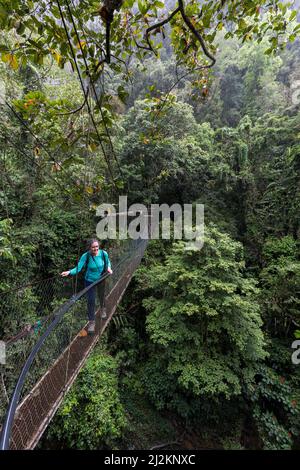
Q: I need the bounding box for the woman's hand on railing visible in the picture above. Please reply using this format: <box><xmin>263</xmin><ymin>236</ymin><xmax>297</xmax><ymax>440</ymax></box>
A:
<box><xmin>61</xmin><ymin>271</ymin><xmax>70</xmax><ymax>277</ymax></box>
<box><xmin>107</xmin><ymin>267</ymin><xmax>113</xmax><ymax>275</ymax></box>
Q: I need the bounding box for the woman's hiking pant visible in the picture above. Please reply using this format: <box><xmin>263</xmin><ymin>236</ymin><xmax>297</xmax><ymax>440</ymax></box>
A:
<box><xmin>84</xmin><ymin>279</ymin><xmax>106</xmax><ymax>321</ymax></box>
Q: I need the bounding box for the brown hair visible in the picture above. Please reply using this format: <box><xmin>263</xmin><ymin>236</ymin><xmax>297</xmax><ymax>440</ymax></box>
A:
<box><xmin>86</xmin><ymin>238</ymin><xmax>99</xmax><ymax>250</ymax></box>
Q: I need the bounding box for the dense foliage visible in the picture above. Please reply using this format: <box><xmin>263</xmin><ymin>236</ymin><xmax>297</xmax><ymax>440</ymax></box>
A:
<box><xmin>46</xmin><ymin>349</ymin><xmax>127</xmax><ymax>449</ymax></box>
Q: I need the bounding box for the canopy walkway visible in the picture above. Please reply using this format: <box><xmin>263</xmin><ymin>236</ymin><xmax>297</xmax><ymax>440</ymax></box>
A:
<box><xmin>0</xmin><ymin>237</ymin><xmax>148</xmax><ymax>450</ymax></box>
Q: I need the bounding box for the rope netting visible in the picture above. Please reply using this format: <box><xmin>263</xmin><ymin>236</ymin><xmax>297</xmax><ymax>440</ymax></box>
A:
<box><xmin>0</xmin><ymin>236</ymin><xmax>148</xmax><ymax>449</ymax></box>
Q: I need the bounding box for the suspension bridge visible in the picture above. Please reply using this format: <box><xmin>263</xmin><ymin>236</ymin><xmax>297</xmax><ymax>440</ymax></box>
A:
<box><xmin>0</xmin><ymin>237</ymin><xmax>148</xmax><ymax>450</ymax></box>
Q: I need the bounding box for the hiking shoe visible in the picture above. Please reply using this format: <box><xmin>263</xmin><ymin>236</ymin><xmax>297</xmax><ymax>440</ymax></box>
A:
<box><xmin>101</xmin><ymin>308</ymin><xmax>107</xmax><ymax>319</ymax></box>
<box><xmin>79</xmin><ymin>328</ymin><xmax>88</xmax><ymax>337</ymax></box>
<box><xmin>87</xmin><ymin>320</ymin><xmax>95</xmax><ymax>334</ymax></box>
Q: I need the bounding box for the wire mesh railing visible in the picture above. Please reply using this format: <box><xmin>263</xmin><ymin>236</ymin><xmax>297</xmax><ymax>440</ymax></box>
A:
<box><xmin>0</xmin><ymin>276</ymin><xmax>71</xmax><ymax>338</ymax></box>
<box><xmin>0</xmin><ymin>276</ymin><xmax>71</xmax><ymax>427</ymax></box>
<box><xmin>0</xmin><ymin>236</ymin><xmax>148</xmax><ymax>450</ymax></box>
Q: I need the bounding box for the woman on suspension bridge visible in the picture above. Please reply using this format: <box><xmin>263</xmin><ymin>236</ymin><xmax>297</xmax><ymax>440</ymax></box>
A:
<box><xmin>61</xmin><ymin>238</ymin><xmax>112</xmax><ymax>333</ymax></box>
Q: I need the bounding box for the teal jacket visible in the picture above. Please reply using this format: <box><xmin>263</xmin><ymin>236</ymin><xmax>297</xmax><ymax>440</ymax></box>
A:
<box><xmin>69</xmin><ymin>250</ymin><xmax>111</xmax><ymax>283</ymax></box>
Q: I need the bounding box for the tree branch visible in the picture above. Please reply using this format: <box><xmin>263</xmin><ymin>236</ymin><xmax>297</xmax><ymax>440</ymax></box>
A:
<box><xmin>149</xmin><ymin>440</ymin><xmax>180</xmax><ymax>450</ymax></box>
<box><xmin>178</xmin><ymin>0</ymin><xmax>216</xmax><ymax>67</ymax></box>
<box><xmin>144</xmin><ymin>6</ymin><xmax>181</xmax><ymax>55</ymax></box>
<box><xmin>95</xmin><ymin>0</ymin><xmax>123</xmax><ymax>72</ymax></box>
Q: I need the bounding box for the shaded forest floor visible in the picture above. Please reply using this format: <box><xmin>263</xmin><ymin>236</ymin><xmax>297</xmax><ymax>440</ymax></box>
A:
<box><xmin>117</xmin><ymin>388</ymin><xmax>259</xmax><ymax>451</ymax></box>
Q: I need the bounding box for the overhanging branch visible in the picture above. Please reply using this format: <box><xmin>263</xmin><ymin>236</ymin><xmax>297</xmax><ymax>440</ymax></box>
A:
<box><xmin>144</xmin><ymin>6</ymin><xmax>181</xmax><ymax>55</ymax></box>
<box><xmin>95</xmin><ymin>0</ymin><xmax>123</xmax><ymax>72</ymax></box>
<box><xmin>144</xmin><ymin>1</ymin><xmax>216</xmax><ymax>66</ymax></box>
<box><xmin>178</xmin><ymin>0</ymin><xmax>216</xmax><ymax>66</ymax></box>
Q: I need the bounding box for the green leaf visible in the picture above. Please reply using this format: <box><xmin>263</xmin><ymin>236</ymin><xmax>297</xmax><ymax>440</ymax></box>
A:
<box><xmin>138</xmin><ymin>0</ymin><xmax>148</xmax><ymax>15</ymax></box>
<box><xmin>117</xmin><ymin>85</ymin><xmax>129</xmax><ymax>103</ymax></box>
<box><xmin>289</xmin><ymin>10</ymin><xmax>297</xmax><ymax>22</ymax></box>
<box><xmin>264</xmin><ymin>47</ymin><xmax>274</xmax><ymax>55</ymax></box>
<box><xmin>16</xmin><ymin>22</ymin><xmax>25</xmax><ymax>35</ymax></box>
<box><xmin>62</xmin><ymin>156</ymin><xmax>84</xmax><ymax>168</ymax></box>
<box><xmin>122</xmin><ymin>0</ymin><xmax>135</xmax><ymax>7</ymax></box>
